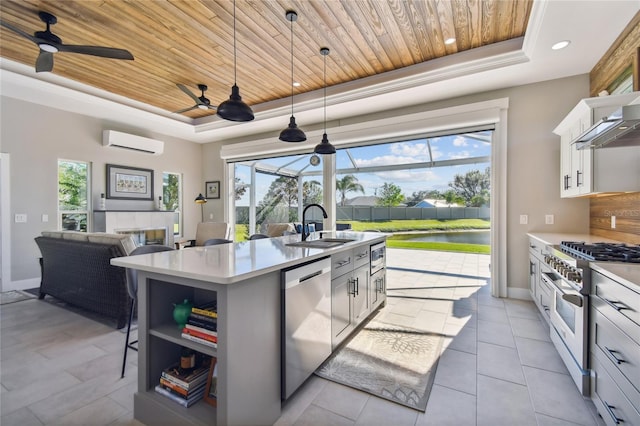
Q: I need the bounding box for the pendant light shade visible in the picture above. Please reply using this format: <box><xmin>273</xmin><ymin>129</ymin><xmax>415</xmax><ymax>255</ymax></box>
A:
<box><xmin>314</xmin><ymin>47</ymin><xmax>336</xmax><ymax>155</ymax></box>
<box><xmin>217</xmin><ymin>0</ymin><xmax>254</xmax><ymax>122</ymax></box>
<box><xmin>279</xmin><ymin>10</ymin><xmax>306</xmax><ymax>143</ymax></box>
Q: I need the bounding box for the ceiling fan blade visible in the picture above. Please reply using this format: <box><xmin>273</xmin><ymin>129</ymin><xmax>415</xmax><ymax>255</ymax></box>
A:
<box><xmin>173</xmin><ymin>105</ymin><xmax>198</xmax><ymax>114</ymax></box>
<box><xmin>35</xmin><ymin>51</ymin><xmax>54</xmax><ymax>72</ymax></box>
<box><xmin>57</xmin><ymin>44</ymin><xmax>133</xmax><ymax>60</ymax></box>
<box><xmin>177</xmin><ymin>84</ymin><xmax>202</xmax><ymax>104</ymax></box>
<box><xmin>0</xmin><ymin>20</ymin><xmax>39</xmax><ymax>44</ymax></box>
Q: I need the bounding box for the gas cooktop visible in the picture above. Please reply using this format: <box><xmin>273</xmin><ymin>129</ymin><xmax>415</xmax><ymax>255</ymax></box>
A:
<box><xmin>560</xmin><ymin>241</ymin><xmax>640</xmax><ymax>263</ymax></box>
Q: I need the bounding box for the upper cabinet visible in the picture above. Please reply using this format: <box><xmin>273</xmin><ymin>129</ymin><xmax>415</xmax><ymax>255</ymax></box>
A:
<box><xmin>554</xmin><ymin>92</ymin><xmax>640</xmax><ymax>198</ymax></box>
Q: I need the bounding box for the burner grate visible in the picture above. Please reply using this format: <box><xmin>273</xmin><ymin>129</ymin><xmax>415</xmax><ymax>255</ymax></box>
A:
<box><xmin>560</xmin><ymin>241</ymin><xmax>640</xmax><ymax>263</ymax></box>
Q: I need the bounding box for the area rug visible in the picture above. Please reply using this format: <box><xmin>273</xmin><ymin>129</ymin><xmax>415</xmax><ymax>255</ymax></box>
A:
<box><xmin>315</xmin><ymin>315</ymin><xmax>442</xmax><ymax>411</ymax></box>
<box><xmin>0</xmin><ymin>290</ymin><xmax>37</xmax><ymax>305</ymax></box>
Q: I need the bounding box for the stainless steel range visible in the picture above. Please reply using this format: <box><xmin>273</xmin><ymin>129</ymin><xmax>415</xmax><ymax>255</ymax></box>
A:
<box><xmin>541</xmin><ymin>241</ymin><xmax>640</xmax><ymax>396</ymax></box>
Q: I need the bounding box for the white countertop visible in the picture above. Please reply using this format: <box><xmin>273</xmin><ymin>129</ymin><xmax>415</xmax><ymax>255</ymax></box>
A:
<box><xmin>111</xmin><ymin>231</ymin><xmax>386</xmax><ymax>284</ymax></box>
<box><xmin>591</xmin><ymin>262</ymin><xmax>640</xmax><ymax>290</ymax></box>
<box><xmin>526</xmin><ymin>232</ymin><xmax>624</xmax><ymax>246</ymax></box>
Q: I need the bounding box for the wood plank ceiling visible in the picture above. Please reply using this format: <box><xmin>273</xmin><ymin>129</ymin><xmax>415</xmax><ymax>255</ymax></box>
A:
<box><xmin>0</xmin><ymin>0</ymin><xmax>533</xmax><ymax>119</ymax></box>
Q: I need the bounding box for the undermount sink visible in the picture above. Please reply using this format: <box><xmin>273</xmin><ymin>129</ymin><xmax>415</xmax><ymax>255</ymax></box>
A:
<box><xmin>285</xmin><ymin>238</ymin><xmax>355</xmax><ymax>249</ymax></box>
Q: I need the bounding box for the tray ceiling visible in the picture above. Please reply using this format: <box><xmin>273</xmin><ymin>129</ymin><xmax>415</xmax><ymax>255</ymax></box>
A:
<box><xmin>0</xmin><ymin>0</ymin><xmax>533</xmax><ymax>120</ymax></box>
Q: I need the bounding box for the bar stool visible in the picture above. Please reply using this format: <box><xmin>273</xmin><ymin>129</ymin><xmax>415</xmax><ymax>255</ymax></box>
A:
<box><xmin>121</xmin><ymin>244</ymin><xmax>174</xmax><ymax>378</ymax></box>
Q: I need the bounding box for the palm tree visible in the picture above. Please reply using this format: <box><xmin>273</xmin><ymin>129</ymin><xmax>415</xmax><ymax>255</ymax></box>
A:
<box><xmin>336</xmin><ymin>175</ymin><xmax>364</xmax><ymax>206</ymax></box>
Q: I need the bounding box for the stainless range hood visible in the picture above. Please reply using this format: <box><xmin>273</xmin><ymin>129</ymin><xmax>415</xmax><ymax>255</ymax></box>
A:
<box><xmin>575</xmin><ymin>103</ymin><xmax>640</xmax><ymax>149</ymax></box>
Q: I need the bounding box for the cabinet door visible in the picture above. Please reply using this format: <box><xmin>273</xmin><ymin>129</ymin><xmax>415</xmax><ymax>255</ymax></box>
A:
<box><xmin>370</xmin><ymin>269</ymin><xmax>386</xmax><ymax>312</ymax></box>
<box><xmin>529</xmin><ymin>256</ymin><xmax>538</xmax><ymax>302</ymax></box>
<box><xmin>352</xmin><ymin>265</ymin><xmax>369</xmax><ymax>326</ymax></box>
<box><xmin>331</xmin><ymin>274</ymin><xmax>352</xmax><ymax>348</ymax></box>
<box><xmin>560</xmin><ymin>131</ymin><xmax>575</xmax><ymax>197</ymax></box>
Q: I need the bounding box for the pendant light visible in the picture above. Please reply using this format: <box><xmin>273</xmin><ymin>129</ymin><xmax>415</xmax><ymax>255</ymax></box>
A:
<box><xmin>314</xmin><ymin>47</ymin><xmax>336</xmax><ymax>155</ymax></box>
<box><xmin>279</xmin><ymin>10</ymin><xmax>306</xmax><ymax>142</ymax></box>
<box><xmin>217</xmin><ymin>0</ymin><xmax>254</xmax><ymax>122</ymax></box>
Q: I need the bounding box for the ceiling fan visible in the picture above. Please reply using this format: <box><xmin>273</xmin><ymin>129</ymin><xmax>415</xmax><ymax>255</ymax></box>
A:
<box><xmin>174</xmin><ymin>84</ymin><xmax>217</xmax><ymax>114</ymax></box>
<box><xmin>0</xmin><ymin>11</ymin><xmax>134</xmax><ymax>73</ymax></box>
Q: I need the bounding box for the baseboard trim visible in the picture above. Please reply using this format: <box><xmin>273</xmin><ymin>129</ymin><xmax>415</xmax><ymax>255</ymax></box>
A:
<box><xmin>507</xmin><ymin>287</ymin><xmax>532</xmax><ymax>301</ymax></box>
<box><xmin>4</xmin><ymin>278</ymin><xmax>40</xmax><ymax>292</ymax></box>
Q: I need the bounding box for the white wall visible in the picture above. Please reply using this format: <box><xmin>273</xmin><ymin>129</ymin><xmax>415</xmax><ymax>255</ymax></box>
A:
<box><xmin>0</xmin><ymin>96</ymin><xmax>203</xmax><ymax>288</ymax></box>
<box><xmin>205</xmin><ymin>74</ymin><xmax>593</xmax><ymax>295</ymax></box>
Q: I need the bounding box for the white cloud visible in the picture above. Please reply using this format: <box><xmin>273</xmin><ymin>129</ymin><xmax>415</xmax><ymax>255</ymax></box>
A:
<box><xmin>453</xmin><ymin>136</ymin><xmax>468</xmax><ymax>147</ymax></box>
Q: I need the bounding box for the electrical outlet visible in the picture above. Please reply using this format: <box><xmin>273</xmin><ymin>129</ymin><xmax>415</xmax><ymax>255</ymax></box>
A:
<box><xmin>545</xmin><ymin>214</ymin><xmax>554</xmax><ymax>225</ymax></box>
<box><xmin>519</xmin><ymin>215</ymin><xmax>528</xmax><ymax>225</ymax></box>
<box><xmin>15</xmin><ymin>214</ymin><xmax>27</xmax><ymax>223</ymax></box>
<box><xmin>209</xmin><ymin>213</ymin><xmax>214</xmax><ymax>220</ymax></box>
<box><xmin>42</xmin><ymin>214</ymin><xmax>49</xmax><ymax>222</ymax></box>
<box><xmin>611</xmin><ymin>215</ymin><xmax>616</xmax><ymax>229</ymax></box>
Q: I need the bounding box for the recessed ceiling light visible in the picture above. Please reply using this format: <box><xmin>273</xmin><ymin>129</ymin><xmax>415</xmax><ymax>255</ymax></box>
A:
<box><xmin>444</xmin><ymin>38</ymin><xmax>456</xmax><ymax>45</ymax></box>
<box><xmin>552</xmin><ymin>40</ymin><xmax>570</xmax><ymax>50</ymax></box>
<box><xmin>293</xmin><ymin>82</ymin><xmax>301</xmax><ymax>87</ymax></box>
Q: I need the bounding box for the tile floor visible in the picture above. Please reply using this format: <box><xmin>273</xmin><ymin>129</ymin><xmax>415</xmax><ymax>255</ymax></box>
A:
<box><xmin>0</xmin><ymin>249</ymin><xmax>605</xmax><ymax>425</ymax></box>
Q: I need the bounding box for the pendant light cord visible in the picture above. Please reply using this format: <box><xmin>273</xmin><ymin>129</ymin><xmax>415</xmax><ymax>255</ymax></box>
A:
<box><xmin>290</xmin><ymin>16</ymin><xmax>294</xmax><ymax>116</ymax></box>
<box><xmin>233</xmin><ymin>0</ymin><xmax>237</xmax><ymax>85</ymax></box>
<box><xmin>323</xmin><ymin>52</ymin><xmax>327</xmax><ymax>133</ymax></box>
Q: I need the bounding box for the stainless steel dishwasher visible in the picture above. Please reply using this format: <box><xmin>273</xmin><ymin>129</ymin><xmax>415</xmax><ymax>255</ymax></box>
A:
<box><xmin>282</xmin><ymin>256</ymin><xmax>332</xmax><ymax>399</ymax></box>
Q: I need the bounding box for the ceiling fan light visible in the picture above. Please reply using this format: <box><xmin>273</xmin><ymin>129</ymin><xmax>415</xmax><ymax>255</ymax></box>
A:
<box><xmin>197</xmin><ymin>104</ymin><xmax>208</xmax><ymax>110</ymax></box>
<box><xmin>314</xmin><ymin>133</ymin><xmax>335</xmax><ymax>155</ymax></box>
<box><xmin>38</xmin><ymin>43</ymin><xmax>58</xmax><ymax>53</ymax></box>
<box><xmin>279</xmin><ymin>116</ymin><xmax>307</xmax><ymax>142</ymax></box>
<box><xmin>217</xmin><ymin>84</ymin><xmax>254</xmax><ymax>122</ymax></box>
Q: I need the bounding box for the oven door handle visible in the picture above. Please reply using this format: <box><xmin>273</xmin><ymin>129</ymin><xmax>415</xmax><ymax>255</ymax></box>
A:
<box><xmin>561</xmin><ymin>293</ymin><xmax>583</xmax><ymax>307</ymax></box>
<box><xmin>541</xmin><ymin>272</ymin><xmax>583</xmax><ymax>303</ymax></box>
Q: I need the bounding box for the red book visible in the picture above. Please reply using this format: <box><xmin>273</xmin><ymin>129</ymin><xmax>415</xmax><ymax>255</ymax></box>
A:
<box><xmin>182</xmin><ymin>327</ymin><xmax>218</xmax><ymax>343</ymax></box>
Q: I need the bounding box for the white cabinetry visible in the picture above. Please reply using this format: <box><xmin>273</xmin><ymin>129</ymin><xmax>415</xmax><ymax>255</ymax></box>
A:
<box><xmin>590</xmin><ymin>269</ymin><xmax>640</xmax><ymax>426</ymax></box>
<box><xmin>554</xmin><ymin>93</ymin><xmax>640</xmax><ymax>198</ymax></box>
<box><xmin>528</xmin><ymin>236</ymin><xmax>551</xmax><ymax>324</ymax></box>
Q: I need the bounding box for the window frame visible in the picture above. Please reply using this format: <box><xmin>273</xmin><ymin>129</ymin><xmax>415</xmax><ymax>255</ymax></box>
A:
<box><xmin>57</xmin><ymin>159</ymin><xmax>91</xmax><ymax>232</ymax></box>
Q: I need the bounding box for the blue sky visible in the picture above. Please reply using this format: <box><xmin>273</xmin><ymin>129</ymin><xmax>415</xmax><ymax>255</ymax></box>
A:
<box><xmin>235</xmin><ymin>132</ymin><xmax>491</xmax><ymax>206</ymax></box>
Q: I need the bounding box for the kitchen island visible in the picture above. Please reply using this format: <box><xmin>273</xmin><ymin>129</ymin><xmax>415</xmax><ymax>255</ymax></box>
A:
<box><xmin>111</xmin><ymin>231</ymin><xmax>386</xmax><ymax>426</ymax></box>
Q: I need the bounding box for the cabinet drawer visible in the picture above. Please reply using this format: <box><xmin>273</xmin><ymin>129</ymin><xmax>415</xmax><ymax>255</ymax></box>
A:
<box><xmin>592</xmin><ymin>307</ymin><xmax>640</xmax><ymax>399</ymax></box>
<box><xmin>352</xmin><ymin>245</ymin><xmax>370</xmax><ymax>270</ymax></box>
<box><xmin>591</xmin><ymin>353</ymin><xmax>640</xmax><ymax>426</ymax></box>
<box><xmin>331</xmin><ymin>249</ymin><xmax>354</xmax><ymax>279</ymax></box>
<box><xmin>528</xmin><ymin>237</ymin><xmax>545</xmax><ymax>260</ymax></box>
<box><xmin>592</xmin><ymin>271</ymin><xmax>640</xmax><ymax>343</ymax></box>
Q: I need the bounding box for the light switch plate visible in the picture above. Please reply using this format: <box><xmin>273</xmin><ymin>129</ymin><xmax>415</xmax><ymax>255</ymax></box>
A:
<box><xmin>15</xmin><ymin>213</ymin><xmax>27</xmax><ymax>223</ymax></box>
<box><xmin>519</xmin><ymin>215</ymin><xmax>528</xmax><ymax>225</ymax></box>
<box><xmin>42</xmin><ymin>214</ymin><xmax>49</xmax><ymax>222</ymax></box>
<box><xmin>545</xmin><ymin>214</ymin><xmax>554</xmax><ymax>225</ymax></box>
<box><xmin>611</xmin><ymin>215</ymin><xmax>616</xmax><ymax>229</ymax></box>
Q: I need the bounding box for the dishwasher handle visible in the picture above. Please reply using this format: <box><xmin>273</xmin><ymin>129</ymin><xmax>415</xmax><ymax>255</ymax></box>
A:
<box><xmin>283</xmin><ymin>257</ymin><xmax>331</xmax><ymax>290</ymax></box>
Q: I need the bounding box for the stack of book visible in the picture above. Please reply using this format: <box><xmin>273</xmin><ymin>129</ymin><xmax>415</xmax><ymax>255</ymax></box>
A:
<box><xmin>155</xmin><ymin>361</ymin><xmax>210</xmax><ymax>407</ymax></box>
<box><xmin>181</xmin><ymin>301</ymin><xmax>218</xmax><ymax>348</ymax></box>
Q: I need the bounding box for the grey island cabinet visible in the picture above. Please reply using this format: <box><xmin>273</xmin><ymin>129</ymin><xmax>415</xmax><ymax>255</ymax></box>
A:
<box><xmin>111</xmin><ymin>231</ymin><xmax>386</xmax><ymax>426</ymax></box>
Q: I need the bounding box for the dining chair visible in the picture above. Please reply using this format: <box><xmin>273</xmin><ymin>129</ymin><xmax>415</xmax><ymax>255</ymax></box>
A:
<box><xmin>249</xmin><ymin>233</ymin><xmax>270</xmax><ymax>240</ymax></box>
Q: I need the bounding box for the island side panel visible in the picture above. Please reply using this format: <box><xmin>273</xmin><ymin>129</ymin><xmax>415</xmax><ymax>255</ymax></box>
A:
<box><xmin>218</xmin><ymin>270</ymin><xmax>281</xmax><ymax>426</ymax></box>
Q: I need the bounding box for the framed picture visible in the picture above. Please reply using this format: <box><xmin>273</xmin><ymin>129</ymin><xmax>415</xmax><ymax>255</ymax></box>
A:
<box><xmin>205</xmin><ymin>181</ymin><xmax>220</xmax><ymax>199</ymax></box>
<box><xmin>106</xmin><ymin>164</ymin><xmax>154</xmax><ymax>200</ymax></box>
<box><xmin>204</xmin><ymin>358</ymin><xmax>218</xmax><ymax>407</ymax></box>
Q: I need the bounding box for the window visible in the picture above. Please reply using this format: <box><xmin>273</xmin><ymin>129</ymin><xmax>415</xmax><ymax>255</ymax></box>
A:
<box><xmin>58</xmin><ymin>159</ymin><xmax>89</xmax><ymax>232</ymax></box>
<box><xmin>162</xmin><ymin>172</ymin><xmax>182</xmax><ymax>236</ymax></box>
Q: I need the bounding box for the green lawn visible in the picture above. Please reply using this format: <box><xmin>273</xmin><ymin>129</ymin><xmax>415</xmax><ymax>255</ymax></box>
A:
<box><xmin>343</xmin><ymin>218</ymin><xmax>490</xmax><ymax>232</ymax></box>
<box><xmin>235</xmin><ymin>219</ymin><xmax>490</xmax><ymax>253</ymax></box>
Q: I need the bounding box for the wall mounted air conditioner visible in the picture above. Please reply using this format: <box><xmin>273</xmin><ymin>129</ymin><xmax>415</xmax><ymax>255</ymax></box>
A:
<box><xmin>102</xmin><ymin>130</ymin><xmax>164</xmax><ymax>155</ymax></box>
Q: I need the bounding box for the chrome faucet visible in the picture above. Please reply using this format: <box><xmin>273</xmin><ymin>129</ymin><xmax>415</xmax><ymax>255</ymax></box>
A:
<box><xmin>302</xmin><ymin>203</ymin><xmax>328</xmax><ymax>241</ymax></box>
